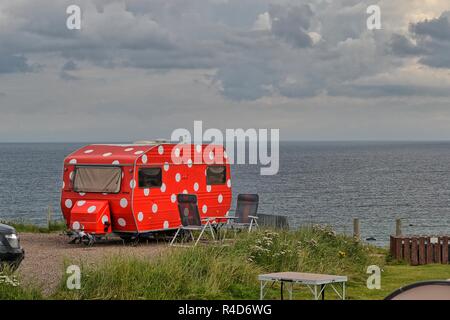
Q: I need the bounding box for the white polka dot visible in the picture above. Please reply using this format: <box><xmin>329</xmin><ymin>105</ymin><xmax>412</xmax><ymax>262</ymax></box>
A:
<box><xmin>163</xmin><ymin>221</ymin><xmax>169</xmax><ymax>229</ymax></box>
<box><xmin>174</xmin><ymin>148</ymin><xmax>180</xmax><ymax>157</ymax></box>
<box><xmin>87</xmin><ymin>205</ymin><xmax>97</xmax><ymax>213</ymax></box>
<box><xmin>112</xmin><ymin>160</ymin><xmax>120</xmax><ymax>165</ymax></box>
<box><xmin>84</xmin><ymin>149</ymin><xmax>94</xmax><ymax>154</ymax></box>
<box><xmin>152</xmin><ymin>203</ymin><xmax>158</xmax><ymax>213</ymax></box>
<box><xmin>69</xmin><ymin>172</ymin><xmax>74</xmax><ymax>181</ymax></box>
<box><xmin>202</xmin><ymin>205</ymin><xmax>208</xmax><ymax>213</ymax></box>
<box><xmin>187</xmin><ymin>159</ymin><xmax>193</xmax><ymax>168</ymax></box>
<box><xmin>103</xmin><ymin>152</ymin><xmax>112</xmax><ymax>157</ymax></box>
<box><xmin>79</xmin><ymin>192</ymin><xmax>86</xmax><ymax>196</ymax></box>
<box><xmin>160</xmin><ymin>183</ymin><xmax>166</xmax><ymax>192</ymax></box>
<box><xmin>183</xmin><ymin>190</ymin><xmax>188</xmax><ymax>194</ymax></box>
<box><xmin>72</xmin><ymin>221</ymin><xmax>80</xmax><ymax>230</ymax></box>
<box><xmin>141</xmin><ymin>154</ymin><xmax>147</xmax><ymax>164</ymax></box>
<box><xmin>134</xmin><ymin>150</ymin><xmax>144</xmax><ymax>155</ymax></box>
<box><xmin>144</xmin><ymin>188</ymin><xmax>150</xmax><ymax>196</ymax></box>
<box><xmin>225</xmin><ymin>211</ymin><xmax>229</xmax><ymax>216</ymax></box>
<box><xmin>69</xmin><ymin>159</ymin><xmax>77</xmax><ymax>164</ymax></box>
<box><xmin>224</xmin><ymin>151</ymin><xmax>228</xmax><ymax>159</ymax></box>
<box><xmin>137</xmin><ymin>212</ymin><xmax>144</xmax><ymax>222</ymax></box>
<box><xmin>218</xmin><ymin>194</ymin><xmax>223</xmax><ymax>203</ymax></box>
<box><xmin>175</xmin><ymin>173</ymin><xmax>181</xmax><ymax>182</ymax></box>
<box><xmin>209</xmin><ymin>151</ymin><xmax>214</xmax><ymax>160</ymax></box>
<box><xmin>158</xmin><ymin>145</ymin><xmax>164</xmax><ymax>155</ymax></box>
<box><xmin>120</xmin><ymin>198</ymin><xmax>128</xmax><ymax>208</ymax></box>
<box><xmin>101</xmin><ymin>215</ymin><xmax>109</xmax><ymax>224</ymax></box>
<box><xmin>102</xmin><ymin>193</ymin><xmax>109</xmax><ymax>196</ymax></box>
<box><xmin>62</xmin><ymin>181</ymin><xmax>65</xmax><ymax>189</ymax></box>
<box><xmin>206</xmin><ymin>185</ymin><xmax>212</xmax><ymax>192</ymax></box>
<box><xmin>164</xmin><ymin>162</ymin><xmax>170</xmax><ymax>171</ymax></box>
<box><xmin>65</xmin><ymin>199</ymin><xmax>73</xmax><ymax>209</ymax></box>
<box><xmin>227</xmin><ymin>179</ymin><xmax>231</xmax><ymax>188</ymax></box>
<box><xmin>171</xmin><ymin>194</ymin><xmax>177</xmax><ymax>203</ymax></box>
<box><xmin>118</xmin><ymin>218</ymin><xmax>126</xmax><ymax>227</ymax></box>
<box><xmin>77</xmin><ymin>200</ymin><xmax>86</xmax><ymax>207</ymax></box>
<box><xmin>130</xmin><ymin>179</ymin><xmax>136</xmax><ymax>189</ymax></box>
<box><xmin>124</xmin><ymin>147</ymin><xmax>134</xmax><ymax>152</ymax></box>
<box><xmin>196</xmin><ymin>144</ymin><xmax>202</xmax><ymax>153</ymax></box>
<box><xmin>193</xmin><ymin>182</ymin><xmax>199</xmax><ymax>191</ymax></box>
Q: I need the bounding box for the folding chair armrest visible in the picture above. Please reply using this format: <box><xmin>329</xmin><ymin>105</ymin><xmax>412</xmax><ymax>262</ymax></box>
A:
<box><xmin>248</xmin><ymin>215</ymin><xmax>259</xmax><ymax>219</ymax></box>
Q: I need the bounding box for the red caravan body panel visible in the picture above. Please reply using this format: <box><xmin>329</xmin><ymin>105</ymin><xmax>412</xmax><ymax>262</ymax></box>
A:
<box><xmin>60</xmin><ymin>143</ymin><xmax>232</xmax><ymax>234</ymax></box>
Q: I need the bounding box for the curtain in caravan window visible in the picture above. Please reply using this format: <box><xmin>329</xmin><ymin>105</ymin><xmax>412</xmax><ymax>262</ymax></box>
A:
<box><xmin>74</xmin><ymin>166</ymin><xmax>122</xmax><ymax>193</ymax></box>
<box><xmin>206</xmin><ymin>166</ymin><xmax>226</xmax><ymax>185</ymax></box>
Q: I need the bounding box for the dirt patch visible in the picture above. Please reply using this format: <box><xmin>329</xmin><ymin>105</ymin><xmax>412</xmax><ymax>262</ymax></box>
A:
<box><xmin>17</xmin><ymin>233</ymin><xmax>167</xmax><ymax>296</ymax></box>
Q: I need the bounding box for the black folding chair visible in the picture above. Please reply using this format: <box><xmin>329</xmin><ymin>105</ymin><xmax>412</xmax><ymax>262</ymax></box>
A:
<box><xmin>170</xmin><ymin>194</ymin><xmax>216</xmax><ymax>247</ymax></box>
<box><xmin>229</xmin><ymin>194</ymin><xmax>259</xmax><ymax>232</ymax></box>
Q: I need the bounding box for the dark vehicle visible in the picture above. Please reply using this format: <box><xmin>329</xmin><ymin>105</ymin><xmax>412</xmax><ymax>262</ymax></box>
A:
<box><xmin>0</xmin><ymin>223</ymin><xmax>24</xmax><ymax>271</ymax></box>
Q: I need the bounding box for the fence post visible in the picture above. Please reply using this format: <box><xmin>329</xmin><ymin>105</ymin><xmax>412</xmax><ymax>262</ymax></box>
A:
<box><xmin>353</xmin><ymin>218</ymin><xmax>360</xmax><ymax>241</ymax></box>
<box><xmin>396</xmin><ymin>219</ymin><xmax>402</xmax><ymax>236</ymax></box>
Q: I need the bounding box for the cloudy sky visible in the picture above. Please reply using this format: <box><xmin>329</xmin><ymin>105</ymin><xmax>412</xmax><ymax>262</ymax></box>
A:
<box><xmin>1</xmin><ymin>0</ymin><xmax>450</xmax><ymax>142</ymax></box>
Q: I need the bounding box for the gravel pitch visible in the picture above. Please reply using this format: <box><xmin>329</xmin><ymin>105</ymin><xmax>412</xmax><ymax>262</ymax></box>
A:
<box><xmin>17</xmin><ymin>233</ymin><xmax>166</xmax><ymax>295</ymax></box>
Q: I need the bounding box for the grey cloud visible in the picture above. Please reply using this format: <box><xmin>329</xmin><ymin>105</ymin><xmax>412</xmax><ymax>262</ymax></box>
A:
<box><xmin>269</xmin><ymin>4</ymin><xmax>313</xmax><ymax>48</ymax></box>
<box><xmin>0</xmin><ymin>54</ymin><xmax>35</xmax><ymax>74</ymax></box>
<box><xmin>329</xmin><ymin>84</ymin><xmax>450</xmax><ymax>98</ymax></box>
<box><xmin>390</xmin><ymin>34</ymin><xmax>425</xmax><ymax>56</ymax></box>
<box><xmin>411</xmin><ymin>13</ymin><xmax>450</xmax><ymax>41</ymax></box>
<box><xmin>392</xmin><ymin>11</ymin><xmax>450</xmax><ymax>69</ymax></box>
<box><xmin>0</xmin><ymin>0</ymin><xmax>447</xmax><ymax>102</ymax></box>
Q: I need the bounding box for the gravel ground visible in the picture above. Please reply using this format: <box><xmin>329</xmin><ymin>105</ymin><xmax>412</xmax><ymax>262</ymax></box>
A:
<box><xmin>17</xmin><ymin>233</ymin><xmax>167</xmax><ymax>296</ymax></box>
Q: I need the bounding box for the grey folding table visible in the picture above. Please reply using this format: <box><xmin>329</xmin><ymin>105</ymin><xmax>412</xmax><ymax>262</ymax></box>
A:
<box><xmin>258</xmin><ymin>272</ymin><xmax>348</xmax><ymax>300</ymax></box>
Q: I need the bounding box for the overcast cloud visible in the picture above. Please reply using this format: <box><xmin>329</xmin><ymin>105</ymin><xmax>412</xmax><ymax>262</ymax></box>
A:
<box><xmin>0</xmin><ymin>0</ymin><xmax>450</xmax><ymax>141</ymax></box>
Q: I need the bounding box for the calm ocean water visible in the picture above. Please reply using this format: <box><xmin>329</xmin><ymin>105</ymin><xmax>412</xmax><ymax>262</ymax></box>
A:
<box><xmin>1</xmin><ymin>142</ymin><xmax>450</xmax><ymax>246</ymax></box>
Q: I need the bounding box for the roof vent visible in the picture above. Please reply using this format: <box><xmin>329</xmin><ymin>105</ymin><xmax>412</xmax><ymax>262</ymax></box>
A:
<box><xmin>133</xmin><ymin>139</ymin><xmax>170</xmax><ymax>145</ymax></box>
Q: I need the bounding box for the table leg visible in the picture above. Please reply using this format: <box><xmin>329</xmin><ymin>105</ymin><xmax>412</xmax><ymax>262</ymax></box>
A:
<box><xmin>342</xmin><ymin>282</ymin><xmax>346</xmax><ymax>300</ymax></box>
<box><xmin>289</xmin><ymin>282</ymin><xmax>293</xmax><ymax>300</ymax></box>
<box><xmin>321</xmin><ymin>284</ymin><xmax>325</xmax><ymax>300</ymax></box>
<box><xmin>281</xmin><ymin>281</ymin><xmax>284</xmax><ymax>300</ymax></box>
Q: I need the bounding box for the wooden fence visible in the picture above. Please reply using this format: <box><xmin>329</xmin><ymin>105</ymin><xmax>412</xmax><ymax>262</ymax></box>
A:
<box><xmin>257</xmin><ymin>214</ymin><xmax>289</xmax><ymax>230</ymax></box>
<box><xmin>390</xmin><ymin>236</ymin><xmax>449</xmax><ymax>265</ymax></box>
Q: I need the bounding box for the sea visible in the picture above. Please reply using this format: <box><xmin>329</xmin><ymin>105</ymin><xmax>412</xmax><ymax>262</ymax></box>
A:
<box><xmin>1</xmin><ymin>141</ymin><xmax>450</xmax><ymax>246</ymax></box>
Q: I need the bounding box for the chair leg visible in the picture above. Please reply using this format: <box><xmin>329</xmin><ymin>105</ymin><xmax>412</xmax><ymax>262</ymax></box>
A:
<box><xmin>170</xmin><ymin>228</ymin><xmax>182</xmax><ymax>246</ymax></box>
<box><xmin>195</xmin><ymin>226</ymin><xmax>208</xmax><ymax>247</ymax></box>
<box><xmin>208</xmin><ymin>223</ymin><xmax>216</xmax><ymax>241</ymax></box>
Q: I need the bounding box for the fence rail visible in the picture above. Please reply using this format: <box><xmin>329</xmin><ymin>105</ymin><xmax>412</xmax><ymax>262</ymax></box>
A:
<box><xmin>390</xmin><ymin>236</ymin><xmax>449</xmax><ymax>265</ymax></box>
<box><xmin>257</xmin><ymin>213</ymin><xmax>289</xmax><ymax>230</ymax></box>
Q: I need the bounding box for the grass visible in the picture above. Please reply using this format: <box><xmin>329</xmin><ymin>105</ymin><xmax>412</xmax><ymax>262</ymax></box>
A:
<box><xmin>54</xmin><ymin>225</ymin><xmax>383</xmax><ymax>300</ymax></box>
<box><xmin>1</xmin><ymin>220</ymin><xmax>66</xmax><ymax>233</ymax></box>
<box><xmin>0</xmin><ymin>205</ymin><xmax>67</xmax><ymax>233</ymax></box>
<box><xmin>1</xmin><ymin>225</ymin><xmax>449</xmax><ymax>300</ymax></box>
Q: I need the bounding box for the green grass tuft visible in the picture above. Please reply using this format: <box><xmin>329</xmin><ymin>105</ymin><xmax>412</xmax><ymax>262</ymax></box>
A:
<box><xmin>0</xmin><ymin>219</ymin><xmax>66</xmax><ymax>233</ymax></box>
<box><xmin>54</xmin><ymin>226</ymin><xmax>383</xmax><ymax>300</ymax></box>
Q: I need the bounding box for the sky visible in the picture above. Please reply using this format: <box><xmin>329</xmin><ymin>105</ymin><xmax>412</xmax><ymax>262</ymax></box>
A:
<box><xmin>0</xmin><ymin>0</ymin><xmax>450</xmax><ymax>142</ymax></box>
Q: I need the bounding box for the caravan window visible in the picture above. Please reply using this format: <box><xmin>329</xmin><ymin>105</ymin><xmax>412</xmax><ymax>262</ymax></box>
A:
<box><xmin>139</xmin><ymin>168</ymin><xmax>162</xmax><ymax>188</ymax></box>
<box><xmin>73</xmin><ymin>166</ymin><xmax>122</xmax><ymax>193</ymax></box>
<box><xmin>206</xmin><ymin>166</ymin><xmax>226</xmax><ymax>185</ymax></box>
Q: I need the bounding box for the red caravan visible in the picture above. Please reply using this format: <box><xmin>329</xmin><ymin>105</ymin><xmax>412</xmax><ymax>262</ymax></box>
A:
<box><xmin>60</xmin><ymin>142</ymin><xmax>232</xmax><ymax>237</ymax></box>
